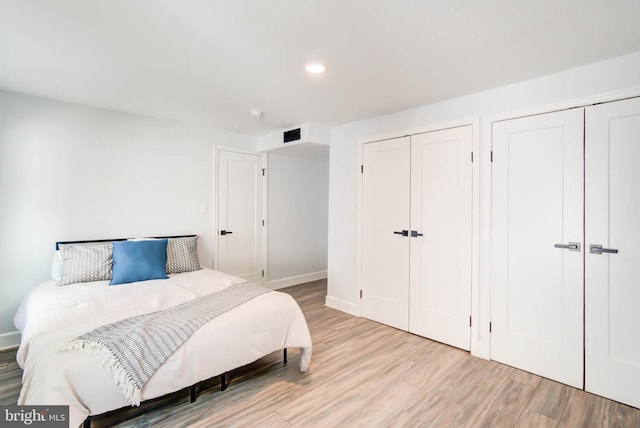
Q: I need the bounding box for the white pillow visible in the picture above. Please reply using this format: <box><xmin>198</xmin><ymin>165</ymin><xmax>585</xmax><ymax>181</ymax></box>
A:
<box><xmin>51</xmin><ymin>250</ymin><xmax>62</xmax><ymax>280</ymax></box>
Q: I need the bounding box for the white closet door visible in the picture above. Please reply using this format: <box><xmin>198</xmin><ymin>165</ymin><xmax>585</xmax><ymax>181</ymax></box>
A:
<box><xmin>217</xmin><ymin>150</ymin><xmax>264</xmax><ymax>282</ymax></box>
<box><xmin>491</xmin><ymin>109</ymin><xmax>584</xmax><ymax>388</ymax></box>
<box><xmin>409</xmin><ymin>126</ymin><xmax>472</xmax><ymax>350</ymax></box>
<box><xmin>361</xmin><ymin>137</ymin><xmax>410</xmax><ymax>330</ymax></box>
<box><xmin>585</xmin><ymin>97</ymin><xmax>640</xmax><ymax>408</ymax></box>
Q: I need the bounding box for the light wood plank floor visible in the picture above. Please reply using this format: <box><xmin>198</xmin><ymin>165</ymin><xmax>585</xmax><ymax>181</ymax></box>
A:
<box><xmin>2</xmin><ymin>279</ymin><xmax>640</xmax><ymax>427</ymax></box>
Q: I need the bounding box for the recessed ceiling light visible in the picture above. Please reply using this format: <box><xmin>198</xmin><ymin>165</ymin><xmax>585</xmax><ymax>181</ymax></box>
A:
<box><xmin>249</xmin><ymin>109</ymin><xmax>263</xmax><ymax>118</ymax></box>
<box><xmin>305</xmin><ymin>63</ymin><xmax>326</xmax><ymax>74</ymax></box>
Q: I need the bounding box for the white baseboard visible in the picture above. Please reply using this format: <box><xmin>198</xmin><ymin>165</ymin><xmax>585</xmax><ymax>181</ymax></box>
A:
<box><xmin>325</xmin><ymin>295</ymin><xmax>360</xmax><ymax>317</ymax></box>
<box><xmin>266</xmin><ymin>270</ymin><xmax>327</xmax><ymax>290</ymax></box>
<box><xmin>0</xmin><ymin>331</ymin><xmax>20</xmax><ymax>350</ymax></box>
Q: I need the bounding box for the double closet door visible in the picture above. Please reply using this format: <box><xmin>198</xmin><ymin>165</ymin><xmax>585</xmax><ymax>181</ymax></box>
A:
<box><xmin>491</xmin><ymin>97</ymin><xmax>640</xmax><ymax>408</ymax></box>
<box><xmin>361</xmin><ymin>126</ymin><xmax>472</xmax><ymax>351</ymax></box>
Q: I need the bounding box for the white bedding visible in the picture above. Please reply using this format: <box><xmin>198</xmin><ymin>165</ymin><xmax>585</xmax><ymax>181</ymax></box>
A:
<box><xmin>14</xmin><ymin>268</ymin><xmax>312</xmax><ymax>428</ymax></box>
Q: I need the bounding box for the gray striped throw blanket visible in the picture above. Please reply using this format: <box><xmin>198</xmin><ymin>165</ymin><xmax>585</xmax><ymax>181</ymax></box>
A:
<box><xmin>62</xmin><ymin>282</ymin><xmax>271</xmax><ymax>405</ymax></box>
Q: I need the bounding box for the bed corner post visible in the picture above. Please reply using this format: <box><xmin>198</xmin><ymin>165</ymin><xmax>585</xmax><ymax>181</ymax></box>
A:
<box><xmin>190</xmin><ymin>384</ymin><xmax>197</xmax><ymax>403</ymax></box>
<box><xmin>283</xmin><ymin>348</ymin><xmax>287</xmax><ymax>365</ymax></box>
<box><xmin>220</xmin><ymin>373</ymin><xmax>227</xmax><ymax>391</ymax></box>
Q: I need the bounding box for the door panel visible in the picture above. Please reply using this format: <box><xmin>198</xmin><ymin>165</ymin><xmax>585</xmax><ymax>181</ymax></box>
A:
<box><xmin>491</xmin><ymin>109</ymin><xmax>584</xmax><ymax>388</ymax></box>
<box><xmin>361</xmin><ymin>137</ymin><xmax>410</xmax><ymax>330</ymax></box>
<box><xmin>585</xmin><ymin>97</ymin><xmax>640</xmax><ymax>407</ymax></box>
<box><xmin>218</xmin><ymin>150</ymin><xmax>263</xmax><ymax>282</ymax></box>
<box><xmin>409</xmin><ymin>126</ymin><xmax>472</xmax><ymax>350</ymax></box>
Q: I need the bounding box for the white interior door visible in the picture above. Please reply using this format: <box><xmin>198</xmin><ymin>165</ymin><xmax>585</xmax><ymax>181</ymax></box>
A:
<box><xmin>217</xmin><ymin>149</ymin><xmax>264</xmax><ymax>282</ymax></box>
<box><xmin>409</xmin><ymin>126</ymin><xmax>472</xmax><ymax>350</ymax></box>
<box><xmin>491</xmin><ymin>109</ymin><xmax>584</xmax><ymax>388</ymax></box>
<box><xmin>361</xmin><ymin>137</ymin><xmax>410</xmax><ymax>330</ymax></box>
<box><xmin>585</xmin><ymin>97</ymin><xmax>640</xmax><ymax>408</ymax></box>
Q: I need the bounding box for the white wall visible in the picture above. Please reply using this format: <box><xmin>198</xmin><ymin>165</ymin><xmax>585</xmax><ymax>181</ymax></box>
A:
<box><xmin>326</xmin><ymin>50</ymin><xmax>640</xmax><ymax>358</ymax></box>
<box><xmin>266</xmin><ymin>150</ymin><xmax>329</xmax><ymax>288</ymax></box>
<box><xmin>0</xmin><ymin>90</ymin><xmax>254</xmax><ymax>348</ymax></box>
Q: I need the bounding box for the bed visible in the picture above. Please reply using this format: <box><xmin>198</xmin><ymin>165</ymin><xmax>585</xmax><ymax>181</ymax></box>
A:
<box><xmin>13</xmin><ymin>236</ymin><xmax>313</xmax><ymax>428</ymax></box>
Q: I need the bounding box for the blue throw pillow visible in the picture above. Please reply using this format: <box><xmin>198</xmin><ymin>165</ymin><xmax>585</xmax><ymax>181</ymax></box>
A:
<box><xmin>110</xmin><ymin>239</ymin><xmax>169</xmax><ymax>285</ymax></box>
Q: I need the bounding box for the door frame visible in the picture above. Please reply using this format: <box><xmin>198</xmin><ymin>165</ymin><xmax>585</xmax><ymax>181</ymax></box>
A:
<box><xmin>355</xmin><ymin>118</ymin><xmax>480</xmax><ymax>353</ymax></box>
<box><xmin>212</xmin><ymin>145</ymin><xmax>268</xmax><ymax>282</ymax></box>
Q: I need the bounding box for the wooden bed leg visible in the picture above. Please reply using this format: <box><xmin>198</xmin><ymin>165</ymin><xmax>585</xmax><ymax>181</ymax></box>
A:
<box><xmin>83</xmin><ymin>416</ymin><xmax>91</xmax><ymax>428</ymax></box>
<box><xmin>220</xmin><ymin>373</ymin><xmax>227</xmax><ymax>391</ymax></box>
<box><xmin>283</xmin><ymin>348</ymin><xmax>288</xmax><ymax>365</ymax></box>
<box><xmin>190</xmin><ymin>384</ymin><xmax>197</xmax><ymax>403</ymax></box>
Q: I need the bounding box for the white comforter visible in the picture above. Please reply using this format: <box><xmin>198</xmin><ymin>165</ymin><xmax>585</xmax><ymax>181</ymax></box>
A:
<box><xmin>14</xmin><ymin>269</ymin><xmax>312</xmax><ymax>428</ymax></box>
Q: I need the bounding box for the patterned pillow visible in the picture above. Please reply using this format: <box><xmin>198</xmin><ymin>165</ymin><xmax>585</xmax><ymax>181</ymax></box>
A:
<box><xmin>166</xmin><ymin>236</ymin><xmax>200</xmax><ymax>274</ymax></box>
<box><xmin>58</xmin><ymin>242</ymin><xmax>113</xmax><ymax>286</ymax></box>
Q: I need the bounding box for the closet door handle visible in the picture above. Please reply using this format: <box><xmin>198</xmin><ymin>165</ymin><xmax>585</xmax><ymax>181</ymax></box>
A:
<box><xmin>411</xmin><ymin>230</ymin><xmax>423</xmax><ymax>237</ymax></box>
<box><xmin>220</xmin><ymin>230</ymin><xmax>233</xmax><ymax>236</ymax></box>
<box><xmin>393</xmin><ymin>230</ymin><xmax>409</xmax><ymax>237</ymax></box>
<box><xmin>554</xmin><ymin>242</ymin><xmax>581</xmax><ymax>252</ymax></box>
<box><xmin>589</xmin><ymin>244</ymin><xmax>618</xmax><ymax>255</ymax></box>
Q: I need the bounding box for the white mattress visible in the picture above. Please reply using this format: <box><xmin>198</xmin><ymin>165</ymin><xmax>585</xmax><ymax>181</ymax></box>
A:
<box><xmin>14</xmin><ymin>268</ymin><xmax>312</xmax><ymax>428</ymax></box>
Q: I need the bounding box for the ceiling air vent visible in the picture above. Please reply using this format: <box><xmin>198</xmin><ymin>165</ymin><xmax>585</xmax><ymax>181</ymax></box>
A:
<box><xmin>283</xmin><ymin>128</ymin><xmax>301</xmax><ymax>143</ymax></box>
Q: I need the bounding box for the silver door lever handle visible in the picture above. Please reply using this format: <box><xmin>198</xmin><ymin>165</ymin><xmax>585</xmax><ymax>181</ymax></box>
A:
<box><xmin>554</xmin><ymin>242</ymin><xmax>581</xmax><ymax>252</ymax></box>
<box><xmin>590</xmin><ymin>244</ymin><xmax>618</xmax><ymax>254</ymax></box>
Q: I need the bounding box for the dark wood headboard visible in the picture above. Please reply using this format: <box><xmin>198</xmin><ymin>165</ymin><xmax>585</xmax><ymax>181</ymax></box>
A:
<box><xmin>55</xmin><ymin>235</ymin><xmax>197</xmax><ymax>250</ymax></box>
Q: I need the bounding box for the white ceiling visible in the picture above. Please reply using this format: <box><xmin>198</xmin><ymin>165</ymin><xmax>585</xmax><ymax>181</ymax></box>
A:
<box><xmin>1</xmin><ymin>0</ymin><xmax>640</xmax><ymax>136</ymax></box>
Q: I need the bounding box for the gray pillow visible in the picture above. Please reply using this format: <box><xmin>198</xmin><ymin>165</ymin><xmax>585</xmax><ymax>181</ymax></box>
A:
<box><xmin>58</xmin><ymin>242</ymin><xmax>113</xmax><ymax>286</ymax></box>
<box><xmin>166</xmin><ymin>236</ymin><xmax>200</xmax><ymax>274</ymax></box>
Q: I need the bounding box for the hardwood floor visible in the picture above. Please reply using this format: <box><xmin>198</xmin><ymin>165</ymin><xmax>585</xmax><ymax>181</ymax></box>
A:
<box><xmin>2</xmin><ymin>279</ymin><xmax>640</xmax><ymax>427</ymax></box>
